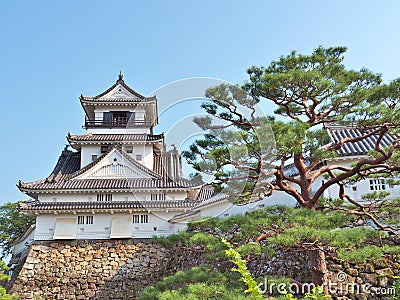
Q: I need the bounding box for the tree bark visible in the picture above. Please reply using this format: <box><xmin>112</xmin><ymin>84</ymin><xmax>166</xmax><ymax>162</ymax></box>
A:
<box><xmin>309</xmin><ymin>247</ymin><xmax>329</xmax><ymax>295</ymax></box>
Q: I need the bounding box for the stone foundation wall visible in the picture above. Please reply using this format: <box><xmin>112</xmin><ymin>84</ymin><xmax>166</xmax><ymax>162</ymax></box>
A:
<box><xmin>10</xmin><ymin>240</ymin><xmax>172</xmax><ymax>299</ymax></box>
<box><xmin>8</xmin><ymin>239</ymin><xmax>399</xmax><ymax>300</ymax></box>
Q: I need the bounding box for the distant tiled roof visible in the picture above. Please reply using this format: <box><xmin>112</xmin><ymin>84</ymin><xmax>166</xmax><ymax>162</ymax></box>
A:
<box><xmin>170</xmin><ymin>192</ymin><xmax>229</xmax><ymax>222</ymax></box>
<box><xmin>196</xmin><ymin>185</ymin><xmax>216</xmax><ymax>201</ymax></box>
<box><xmin>19</xmin><ymin>200</ymin><xmax>196</xmax><ymax>212</ymax></box>
<box><xmin>280</xmin><ymin>124</ymin><xmax>396</xmax><ymax>178</ymax></box>
<box><xmin>326</xmin><ymin>124</ymin><xmax>396</xmax><ymax>157</ymax></box>
<box><xmin>194</xmin><ymin>192</ymin><xmax>229</xmax><ymax>208</ymax></box>
<box><xmin>169</xmin><ymin>210</ymin><xmax>200</xmax><ymax>222</ymax></box>
<box><xmin>67</xmin><ymin>133</ymin><xmax>164</xmax><ymax>143</ymax></box>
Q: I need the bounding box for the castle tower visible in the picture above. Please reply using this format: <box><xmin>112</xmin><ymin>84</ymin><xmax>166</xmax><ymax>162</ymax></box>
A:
<box><xmin>17</xmin><ymin>74</ymin><xmax>211</xmax><ymax>241</ymax></box>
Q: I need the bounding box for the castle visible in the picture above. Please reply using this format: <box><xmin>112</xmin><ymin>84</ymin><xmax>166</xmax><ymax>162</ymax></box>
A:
<box><xmin>15</xmin><ymin>74</ymin><xmax>239</xmax><ymax>253</ymax></box>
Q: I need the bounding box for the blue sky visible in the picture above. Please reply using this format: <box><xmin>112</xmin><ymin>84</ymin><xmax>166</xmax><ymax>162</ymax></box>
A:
<box><xmin>1</xmin><ymin>1</ymin><xmax>400</xmax><ymax>204</ymax></box>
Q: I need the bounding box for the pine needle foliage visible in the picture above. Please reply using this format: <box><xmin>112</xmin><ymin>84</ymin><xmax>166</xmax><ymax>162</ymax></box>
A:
<box><xmin>138</xmin><ymin>266</ymin><xmax>248</xmax><ymax>300</ymax></box>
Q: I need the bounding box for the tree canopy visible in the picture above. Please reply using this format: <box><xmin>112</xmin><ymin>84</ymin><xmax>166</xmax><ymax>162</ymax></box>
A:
<box><xmin>183</xmin><ymin>46</ymin><xmax>400</xmax><ymax>212</ymax></box>
<box><xmin>182</xmin><ymin>46</ymin><xmax>400</xmax><ymax>290</ymax></box>
<box><xmin>0</xmin><ymin>202</ymin><xmax>34</xmax><ymax>259</ymax></box>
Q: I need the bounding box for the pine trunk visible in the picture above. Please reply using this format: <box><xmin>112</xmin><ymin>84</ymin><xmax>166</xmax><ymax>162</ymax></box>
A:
<box><xmin>309</xmin><ymin>247</ymin><xmax>329</xmax><ymax>295</ymax></box>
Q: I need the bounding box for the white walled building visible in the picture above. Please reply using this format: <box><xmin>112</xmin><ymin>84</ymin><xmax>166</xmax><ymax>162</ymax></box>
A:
<box><xmin>17</xmin><ymin>74</ymin><xmax>235</xmax><ymax>248</ymax></box>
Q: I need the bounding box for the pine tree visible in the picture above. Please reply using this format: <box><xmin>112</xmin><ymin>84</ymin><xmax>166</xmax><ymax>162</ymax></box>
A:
<box><xmin>182</xmin><ymin>46</ymin><xmax>400</xmax><ymax>291</ymax></box>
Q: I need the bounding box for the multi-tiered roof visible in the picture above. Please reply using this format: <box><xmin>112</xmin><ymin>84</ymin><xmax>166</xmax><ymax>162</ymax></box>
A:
<box><xmin>18</xmin><ymin>74</ymin><xmax>223</xmax><ymax>215</ymax></box>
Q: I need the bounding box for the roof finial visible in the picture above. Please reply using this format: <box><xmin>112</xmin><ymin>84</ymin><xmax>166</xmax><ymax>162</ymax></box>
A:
<box><xmin>118</xmin><ymin>71</ymin><xmax>123</xmax><ymax>80</ymax></box>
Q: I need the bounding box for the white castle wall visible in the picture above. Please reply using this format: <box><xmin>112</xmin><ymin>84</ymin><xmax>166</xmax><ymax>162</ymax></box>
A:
<box><xmin>34</xmin><ymin>211</ymin><xmax>186</xmax><ymax>241</ymax></box>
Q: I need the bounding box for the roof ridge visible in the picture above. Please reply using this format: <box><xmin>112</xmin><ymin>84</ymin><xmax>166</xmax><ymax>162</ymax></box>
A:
<box><xmin>80</xmin><ymin>75</ymin><xmax>145</xmax><ymax>100</ymax></box>
<box><xmin>119</xmin><ymin>148</ymin><xmax>163</xmax><ymax>178</ymax></box>
<box><xmin>65</xmin><ymin>147</ymin><xmax>113</xmax><ymax>180</ymax></box>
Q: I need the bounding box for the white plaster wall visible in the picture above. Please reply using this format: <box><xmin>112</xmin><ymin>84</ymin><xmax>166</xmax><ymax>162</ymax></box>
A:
<box><xmin>35</xmin><ymin>214</ymin><xmax>58</xmax><ymax>240</ymax></box>
<box><xmin>38</xmin><ymin>192</ymin><xmax>189</xmax><ymax>203</ymax></box>
<box><xmin>87</xmin><ymin>128</ymin><xmax>152</xmax><ymax>134</ymax></box>
<box><xmin>34</xmin><ymin>211</ymin><xmax>188</xmax><ymax>240</ymax></box>
<box><xmin>81</xmin><ymin>145</ymin><xmax>101</xmax><ymax>167</ymax></box>
<box><xmin>121</xmin><ymin>144</ymin><xmax>154</xmax><ymax>169</ymax></box>
<box><xmin>143</xmin><ymin>145</ymin><xmax>153</xmax><ymax>170</ymax></box>
<box><xmin>80</xmin><ymin>143</ymin><xmax>154</xmax><ymax>170</ymax></box>
<box><xmin>197</xmin><ymin>195</ymin><xmax>296</xmax><ymax>221</ymax></box>
<box><xmin>13</xmin><ymin>227</ymin><xmax>35</xmax><ymax>254</ymax></box>
<box><xmin>262</xmin><ymin>191</ymin><xmax>298</xmax><ymax>207</ymax></box>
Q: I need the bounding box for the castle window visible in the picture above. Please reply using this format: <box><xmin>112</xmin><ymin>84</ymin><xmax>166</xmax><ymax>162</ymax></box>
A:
<box><xmin>101</xmin><ymin>145</ymin><xmax>109</xmax><ymax>153</ymax></box>
<box><xmin>133</xmin><ymin>215</ymin><xmax>140</xmax><ymax>223</ymax></box>
<box><xmin>135</xmin><ymin>154</ymin><xmax>142</xmax><ymax>161</ymax></box>
<box><xmin>78</xmin><ymin>215</ymin><xmax>94</xmax><ymax>225</ymax></box>
<box><xmin>151</xmin><ymin>193</ymin><xmax>165</xmax><ymax>200</ymax></box>
<box><xmin>132</xmin><ymin>214</ymin><xmax>149</xmax><ymax>223</ymax></box>
<box><xmin>369</xmin><ymin>179</ymin><xmax>386</xmax><ymax>191</ymax></box>
<box><xmin>86</xmin><ymin>216</ymin><xmax>93</xmax><ymax>225</ymax></box>
<box><xmin>91</xmin><ymin>154</ymin><xmax>98</xmax><ymax>161</ymax></box>
<box><xmin>352</xmin><ymin>186</ymin><xmax>357</xmax><ymax>192</ymax></box>
<box><xmin>97</xmin><ymin>194</ymin><xmax>112</xmax><ymax>201</ymax></box>
<box><xmin>151</xmin><ymin>193</ymin><xmax>166</xmax><ymax>200</ymax></box>
<box><xmin>141</xmin><ymin>215</ymin><xmax>149</xmax><ymax>223</ymax></box>
<box><xmin>126</xmin><ymin>146</ymin><xmax>133</xmax><ymax>154</ymax></box>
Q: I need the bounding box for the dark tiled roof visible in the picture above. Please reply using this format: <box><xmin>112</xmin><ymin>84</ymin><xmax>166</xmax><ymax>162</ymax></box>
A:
<box><xmin>19</xmin><ymin>147</ymin><xmax>199</xmax><ymax>192</ymax></box>
<box><xmin>80</xmin><ymin>96</ymin><xmax>157</xmax><ymax>104</ymax></box>
<box><xmin>153</xmin><ymin>154</ymin><xmax>164</xmax><ymax>178</ymax></box>
<box><xmin>169</xmin><ymin>209</ymin><xmax>200</xmax><ymax>222</ymax></box>
<box><xmin>19</xmin><ymin>200</ymin><xmax>196</xmax><ymax>212</ymax></box>
<box><xmin>20</xmin><ymin>178</ymin><xmax>197</xmax><ymax>191</ymax></box>
<box><xmin>196</xmin><ymin>185</ymin><xmax>215</xmax><ymax>201</ymax></box>
<box><xmin>67</xmin><ymin>133</ymin><xmax>164</xmax><ymax>143</ymax></box>
<box><xmin>19</xmin><ymin>150</ymin><xmax>81</xmax><ymax>188</ymax></box>
<box><xmin>326</xmin><ymin>125</ymin><xmax>395</xmax><ymax>157</ymax></box>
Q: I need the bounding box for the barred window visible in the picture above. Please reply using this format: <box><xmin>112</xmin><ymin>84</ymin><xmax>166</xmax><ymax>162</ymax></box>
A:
<box><xmin>133</xmin><ymin>215</ymin><xmax>140</xmax><ymax>224</ymax></box>
<box><xmin>78</xmin><ymin>215</ymin><xmax>93</xmax><ymax>225</ymax></box>
<box><xmin>78</xmin><ymin>216</ymin><xmax>85</xmax><ymax>225</ymax></box>
<box><xmin>133</xmin><ymin>214</ymin><xmax>148</xmax><ymax>223</ymax></box>
<box><xmin>97</xmin><ymin>194</ymin><xmax>113</xmax><ymax>201</ymax></box>
<box><xmin>86</xmin><ymin>216</ymin><xmax>93</xmax><ymax>224</ymax></box>
<box><xmin>151</xmin><ymin>194</ymin><xmax>166</xmax><ymax>200</ymax></box>
<box><xmin>141</xmin><ymin>215</ymin><xmax>149</xmax><ymax>223</ymax></box>
<box><xmin>369</xmin><ymin>179</ymin><xmax>386</xmax><ymax>191</ymax></box>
